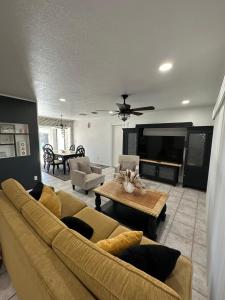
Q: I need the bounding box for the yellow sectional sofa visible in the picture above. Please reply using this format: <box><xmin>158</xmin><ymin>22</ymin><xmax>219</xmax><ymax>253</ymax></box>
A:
<box><xmin>0</xmin><ymin>178</ymin><xmax>192</xmax><ymax>300</ymax></box>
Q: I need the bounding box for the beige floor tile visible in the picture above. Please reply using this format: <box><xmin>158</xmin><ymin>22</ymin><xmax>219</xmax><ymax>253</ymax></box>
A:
<box><xmin>182</xmin><ymin>193</ymin><xmax>198</xmax><ymax>202</ymax></box>
<box><xmin>192</xmin><ymin>243</ymin><xmax>207</xmax><ymax>267</ymax></box>
<box><xmin>192</xmin><ymin>289</ymin><xmax>207</xmax><ymax>300</ymax></box>
<box><xmin>180</xmin><ymin>198</ymin><xmax>197</xmax><ymax>209</ymax></box>
<box><xmin>164</xmin><ymin>232</ymin><xmax>192</xmax><ymax>257</ymax></box>
<box><xmin>177</xmin><ymin>203</ymin><xmax>197</xmax><ymax>217</ymax></box>
<box><xmin>170</xmin><ymin>220</ymin><xmax>194</xmax><ymax>240</ymax></box>
<box><xmin>9</xmin><ymin>294</ymin><xmax>19</xmax><ymax>300</ymax></box>
<box><xmin>0</xmin><ymin>272</ymin><xmax>16</xmax><ymax>300</ymax></box>
<box><xmin>194</xmin><ymin>228</ymin><xmax>207</xmax><ymax>246</ymax></box>
<box><xmin>196</xmin><ymin>219</ymin><xmax>206</xmax><ymax>232</ymax></box>
<box><xmin>174</xmin><ymin>211</ymin><xmax>196</xmax><ymax>228</ymax></box>
<box><xmin>193</xmin><ymin>262</ymin><xmax>208</xmax><ymax>297</ymax></box>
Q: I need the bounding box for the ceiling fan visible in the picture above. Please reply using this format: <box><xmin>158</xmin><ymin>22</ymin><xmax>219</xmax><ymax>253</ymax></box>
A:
<box><xmin>97</xmin><ymin>94</ymin><xmax>155</xmax><ymax>121</ymax></box>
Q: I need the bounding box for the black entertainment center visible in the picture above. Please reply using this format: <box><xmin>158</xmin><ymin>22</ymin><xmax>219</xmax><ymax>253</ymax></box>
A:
<box><xmin>122</xmin><ymin>122</ymin><xmax>213</xmax><ymax>190</ymax></box>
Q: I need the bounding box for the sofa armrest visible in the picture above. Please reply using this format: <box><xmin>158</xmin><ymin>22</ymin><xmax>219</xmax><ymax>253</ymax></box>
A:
<box><xmin>56</xmin><ymin>190</ymin><xmax>86</xmax><ymax>218</ymax></box>
<box><xmin>71</xmin><ymin>170</ymin><xmax>86</xmax><ymax>187</ymax></box>
<box><xmin>91</xmin><ymin>166</ymin><xmax>102</xmax><ymax>174</ymax></box>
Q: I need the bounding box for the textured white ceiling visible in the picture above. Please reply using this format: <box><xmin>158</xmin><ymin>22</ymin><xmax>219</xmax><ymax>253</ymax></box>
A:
<box><xmin>0</xmin><ymin>0</ymin><xmax>225</xmax><ymax>119</ymax></box>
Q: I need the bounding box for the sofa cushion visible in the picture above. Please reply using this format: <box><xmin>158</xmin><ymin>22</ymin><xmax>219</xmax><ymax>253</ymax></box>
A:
<box><xmin>74</xmin><ymin>207</ymin><xmax>119</xmax><ymax>242</ymax></box>
<box><xmin>52</xmin><ymin>228</ymin><xmax>180</xmax><ymax>300</ymax></box>
<box><xmin>29</xmin><ymin>182</ymin><xmax>44</xmax><ymax>200</ymax></box>
<box><xmin>1</xmin><ymin>178</ymin><xmax>33</xmax><ymax>211</ymax></box>
<box><xmin>61</xmin><ymin>216</ymin><xmax>93</xmax><ymax>239</ymax></box>
<box><xmin>56</xmin><ymin>190</ymin><xmax>86</xmax><ymax>218</ymax></box>
<box><xmin>96</xmin><ymin>231</ymin><xmax>143</xmax><ymax>255</ymax></box>
<box><xmin>21</xmin><ymin>200</ymin><xmax>66</xmax><ymax>245</ymax></box>
<box><xmin>39</xmin><ymin>186</ymin><xmax>62</xmax><ymax>218</ymax></box>
<box><xmin>118</xmin><ymin>244</ymin><xmax>181</xmax><ymax>282</ymax></box>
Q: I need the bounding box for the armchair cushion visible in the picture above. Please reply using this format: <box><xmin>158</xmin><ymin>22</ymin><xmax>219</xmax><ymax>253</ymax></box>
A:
<box><xmin>78</xmin><ymin>161</ymin><xmax>92</xmax><ymax>174</ymax></box>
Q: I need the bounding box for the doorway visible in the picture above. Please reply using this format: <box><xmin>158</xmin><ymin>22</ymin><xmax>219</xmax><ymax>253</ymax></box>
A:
<box><xmin>112</xmin><ymin>125</ymin><xmax>123</xmax><ymax>166</ymax></box>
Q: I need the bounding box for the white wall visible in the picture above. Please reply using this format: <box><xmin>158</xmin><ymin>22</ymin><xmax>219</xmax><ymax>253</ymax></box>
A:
<box><xmin>207</xmin><ymin>77</ymin><xmax>225</xmax><ymax>300</ymax></box>
<box><xmin>74</xmin><ymin>105</ymin><xmax>214</xmax><ymax>165</ymax></box>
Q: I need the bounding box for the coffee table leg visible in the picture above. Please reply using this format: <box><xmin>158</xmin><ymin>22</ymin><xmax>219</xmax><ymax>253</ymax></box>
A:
<box><xmin>159</xmin><ymin>204</ymin><xmax>167</xmax><ymax>222</ymax></box>
<box><xmin>95</xmin><ymin>193</ymin><xmax>101</xmax><ymax>211</ymax></box>
<box><xmin>147</xmin><ymin>216</ymin><xmax>157</xmax><ymax>241</ymax></box>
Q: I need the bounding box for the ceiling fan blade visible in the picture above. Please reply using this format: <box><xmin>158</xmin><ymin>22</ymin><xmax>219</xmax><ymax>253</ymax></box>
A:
<box><xmin>96</xmin><ymin>110</ymin><xmax>119</xmax><ymax>113</ymax></box>
<box><xmin>131</xmin><ymin>106</ymin><xmax>155</xmax><ymax>111</ymax></box>
<box><xmin>116</xmin><ymin>103</ymin><xmax>130</xmax><ymax>110</ymax></box>
<box><xmin>96</xmin><ymin>109</ymin><xmax>112</xmax><ymax>112</ymax></box>
<box><xmin>130</xmin><ymin>111</ymin><xmax>143</xmax><ymax>116</ymax></box>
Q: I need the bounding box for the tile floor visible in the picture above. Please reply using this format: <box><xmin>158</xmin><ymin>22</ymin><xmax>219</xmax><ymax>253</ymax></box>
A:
<box><xmin>0</xmin><ymin>167</ymin><xmax>208</xmax><ymax>300</ymax></box>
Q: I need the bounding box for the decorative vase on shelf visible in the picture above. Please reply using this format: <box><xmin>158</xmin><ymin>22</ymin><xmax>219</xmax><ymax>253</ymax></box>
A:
<box><xmin>123</xmin><ymin>181</ymin><xmax>135</xmax><ymax>193</ymax></box>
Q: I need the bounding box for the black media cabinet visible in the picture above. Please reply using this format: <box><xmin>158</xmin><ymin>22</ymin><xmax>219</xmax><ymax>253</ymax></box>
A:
<box><xmin>139</xmin><ymin>159</ymin><xmax>181</xmax><ymax>186</ymax></box>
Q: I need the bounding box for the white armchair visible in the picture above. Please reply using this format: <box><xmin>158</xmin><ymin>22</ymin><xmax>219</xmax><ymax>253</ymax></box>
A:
<box><xmin>114</xmin><ymin>155</ymin><xmax>140</xmax><ymax>174</ymax></box>
<box><xmin>69</xmin><ymin>157</ymin><xmax>105</xmax><ymax>194</ymax></box>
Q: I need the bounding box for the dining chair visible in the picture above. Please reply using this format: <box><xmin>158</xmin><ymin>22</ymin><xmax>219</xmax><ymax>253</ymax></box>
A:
<box><xmin>69</xmin><ymin>144</ymin><xmax>76</xmax><ymax>151</ymax></box>
<box><xmin>44</xmin><ymin>148</ymin><xmax>64</xmax><ymax>174</ymax></box>
<box><xmin>75</xmin><ymin>145</ymin><xmax>85</xmax><ymax>157</ymax></box>
<box><xmin>42</xmin><ymin>144</ymin><xmax>53</xmax><ymax>169</ymax></box>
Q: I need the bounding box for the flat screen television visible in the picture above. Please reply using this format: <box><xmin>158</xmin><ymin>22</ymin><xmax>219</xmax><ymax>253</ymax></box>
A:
<box><xmin>139</xmin><ymin>135</ymin><xmax>185</xmax><ymax>164</ymax></box>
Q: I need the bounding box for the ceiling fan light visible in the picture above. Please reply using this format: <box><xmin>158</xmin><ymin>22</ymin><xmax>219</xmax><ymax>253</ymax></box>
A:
<box><xmin>118</xmin><ymin>113</ymin><xmax>130</xmax><ymax>122</ymax></box>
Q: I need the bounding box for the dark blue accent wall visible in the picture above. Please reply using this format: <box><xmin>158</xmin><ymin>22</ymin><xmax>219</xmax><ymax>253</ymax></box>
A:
<box><xmin>0</xmin><ymin>95</ymin><xmax>41</xmax><ymax>189</ymax></box>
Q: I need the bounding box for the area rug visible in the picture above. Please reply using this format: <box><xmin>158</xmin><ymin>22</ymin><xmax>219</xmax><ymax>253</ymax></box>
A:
<box><xmin>41</xmin><ymin>165</ymin><xmax>71</xmax><ymax>181</ymax></box>
<box><xmin>42</xmin><ymin>163</ymin><xmax>110</xmax><ymax>181</ymax></box>
<box><xmin>91</xmin><ymin>163</ymin><xmax>109</xmax><ymax>169</ymax></box>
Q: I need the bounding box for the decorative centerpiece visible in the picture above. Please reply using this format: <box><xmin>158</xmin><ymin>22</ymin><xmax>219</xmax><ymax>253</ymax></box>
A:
<box><xmin>116</xmin><ymin>170</ymin><xmax>144</xmax><ymax>193</ymax></box>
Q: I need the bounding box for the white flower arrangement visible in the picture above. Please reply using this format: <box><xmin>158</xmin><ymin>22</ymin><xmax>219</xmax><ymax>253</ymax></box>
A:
<box><xmin>116</xmin><ymin>169</ymin><xmax>145</xmax><ymax>193</ymax></box>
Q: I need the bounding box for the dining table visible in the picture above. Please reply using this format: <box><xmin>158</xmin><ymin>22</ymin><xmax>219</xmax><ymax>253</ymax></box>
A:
<box><xmin>54</xmin><ymin>150</ymin><xmax>77</xmax><ymax>174</ymax></box>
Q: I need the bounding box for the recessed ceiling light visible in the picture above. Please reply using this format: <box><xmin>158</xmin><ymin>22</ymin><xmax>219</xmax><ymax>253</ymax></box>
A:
<box><xmin>109</xmin><ymin>111</ymin><xmax>114</xmax><ymax>115</ymax></box>
<box><xmin>182</xmin><ymin>99</ymin><xmax>190</xmax><ymax>105</ymax></box>
<box><xmin>59</xmin><ymin>98</ymin><xmax>66</xmax><ymax>102</ymax></box>
<box><xmin>159</xmin><ymin>62</ymin><xmax>173</xmax><ymax>73</ymax></box>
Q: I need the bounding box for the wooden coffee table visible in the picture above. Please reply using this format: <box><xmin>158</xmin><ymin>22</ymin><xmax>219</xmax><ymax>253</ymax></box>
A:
<box><xmin>94</xmin><ymin>180</ymin><xmax>168</xmax><ymax>240</ymax></box>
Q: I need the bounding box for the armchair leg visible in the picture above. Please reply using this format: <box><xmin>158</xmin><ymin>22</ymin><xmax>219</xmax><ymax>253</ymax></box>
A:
<box><xmin>85</xmin><ymin>190</ymin><xmax>88</xmax><ymax>195</ymax></box>
<box><xmin>100</xmin><ymin>182</ymin><xmax>104</xmax><ymax>185</ymax></box>
<box><xmin>72</xmin><ymin>185</ymin><xmax>75</xmax><ymax>190</ymax></box>
<box><xmin>53</xmin><ymin>165</ymin><xmax>55</xmax><ymax>174</ymax></box>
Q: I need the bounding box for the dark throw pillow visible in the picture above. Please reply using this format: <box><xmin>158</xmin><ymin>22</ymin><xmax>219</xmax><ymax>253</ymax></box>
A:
<box><xmin>29</xmin><ymin>182</ymin><xmax>44</xmax><ymax>200</ymax></box>
<box><xmin>118</xmin><ymin>244</ymin><xmax>181</xmax><ymax>282</ymax></box>
<box><xmin>60</xmin><ymin>216</ymin><xmax>94</xmax><ymax>240</ymax></box>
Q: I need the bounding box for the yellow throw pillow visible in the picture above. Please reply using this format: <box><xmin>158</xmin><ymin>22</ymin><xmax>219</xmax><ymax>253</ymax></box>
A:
<box><xmin>96</xmin><ymin>231</ymin><xmax>143</xmax><ymax>255</ymax></box>
<box><xmin>39</xmin><ymin>185</ymin><xmax>62</xmax><ymax>218</ymax></box>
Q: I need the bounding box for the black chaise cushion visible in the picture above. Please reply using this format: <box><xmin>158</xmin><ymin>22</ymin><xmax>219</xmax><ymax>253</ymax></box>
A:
<box><xmin>29</xmin><ymin>182</ymin><xmax>44</xmax><ymax>200</ymax></box>
<box><xmin>60</xmin><ymin>216</ymin><xmax>94</xmax><ymax>240</ymax></box>
<box><xmin>118</xmin><ymin>244</ymin><xmax>181</xmax><ymax>282</ymax></box>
